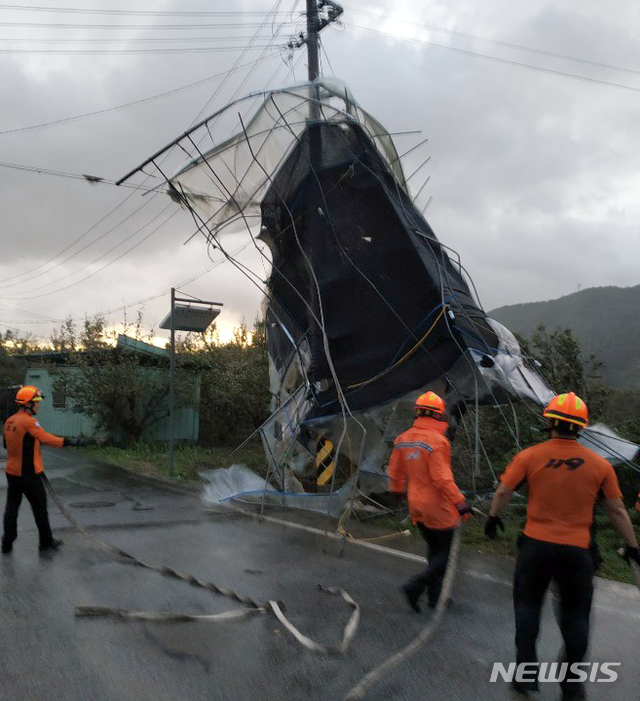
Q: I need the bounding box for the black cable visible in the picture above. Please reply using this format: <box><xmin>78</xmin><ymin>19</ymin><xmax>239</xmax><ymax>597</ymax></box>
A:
<box><xmin>344</xmin><ymin>7</ymin><xmax>640</xmax><ymax>79</ymax></box>
<box><xmin>0</xmin><ymin>20</ymin><xmax>296</xmax><ymax>30</ymax></box>
<box><xmin>0</xmin><ymin>5</ymin><xmax>296</xmax><ymax>17</ymax></box>
<box><xmin>0</xmin><ymin>46</ymin><xmax>282</xmax><ymax>55</ymax></box>
<box><xmin>346</xmin><ymin>23</ymin><xmax>640</xmax><ymax>96</ymax></box>
<box><xmin>0</xmin><ymin>209</ymin><xmax>181</xmax><ymax>301</ymax></box>
<box><xmin>0</xmin><ymin>59</ymin><xmax>268</xmax><ymax>137</ymax></box>
<box><xmin>0</xmin><ymin>193</ymin><xmax>164</xmax><ymax>290</ymax></box>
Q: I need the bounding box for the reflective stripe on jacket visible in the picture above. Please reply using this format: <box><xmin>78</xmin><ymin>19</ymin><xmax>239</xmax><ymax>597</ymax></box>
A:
<box><xmin>3</xmin><ymin>411</ymin><xmax>64</xmax><ymax>477</ymax></box>
<box><xmin>387</xmin><ymin>416</ymin><xmax>464</xmax><ymax>530</ymax></box>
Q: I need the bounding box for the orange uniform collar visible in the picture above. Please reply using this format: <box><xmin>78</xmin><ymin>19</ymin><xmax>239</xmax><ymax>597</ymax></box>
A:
<box><xmin>413</xmin><ymin>415</ymin><xmax>448</xmax><ymax>434</ymax></box>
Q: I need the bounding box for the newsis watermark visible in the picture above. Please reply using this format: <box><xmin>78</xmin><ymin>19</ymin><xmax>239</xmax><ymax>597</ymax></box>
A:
<box><xmin>490</xmin><ymin>662</ymin><xmax>620</xmax><ymax>684</ymax></box>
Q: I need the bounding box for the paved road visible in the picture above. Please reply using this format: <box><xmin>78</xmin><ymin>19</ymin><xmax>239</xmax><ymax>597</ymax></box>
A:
<box><xmin>0</xmin><ymin>449</ymin><xmax>638</xmax><ymax>701</ymax></box>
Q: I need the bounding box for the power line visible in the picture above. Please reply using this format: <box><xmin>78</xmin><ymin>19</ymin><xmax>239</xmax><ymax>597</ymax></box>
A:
<box><xmin>0</xmin><ymin>7</ymin><xmax>292</xmax><ymax>305</ymax></box>
<box><xmin>0</xmin><ymin>20</ymin><xmax>296</xmax><ymax>30</ymax></box>
<box><xmin>0</xmin><ymin>194</ymin><xmax>164</xmax><ymax>290</ymax></box>
<box><xmin>0</xmin><ymin>58</ymin><xmax>268</xmax><ymax>136</ymax></box>
<box><xmin>83</xmin><ymin>240</ymin><xmax>253</xmax><ymax>322</ymax></box>
<box><xmin>345</xmin><ymin>7</ymin><xmax>640</xmax><ymax>79</ymax></box>
<box><xmin>0</xmin><ymin>45</ymin><xmax>281</xmax><ymax>55</ymax></box>
<box><xmin>0</xmin><ymin>209</ymin><xmax>182</xmax><ymax>301</ymax></box>
<box><xmin>186</xmin><ymin>0</ymin><xmax>299</xmax><ymax>140</ymax></box>
<box><xmin>0</xmin><ymin>199</ymin><xmax>174</xmax><ymax>295</ymax></box>
<box><xmin>346</xmin><ymin>23</ymin><xmax>640</xmax><ymax>95</ymax></box>
<box><xmin>0</xmin><ymin>160</ymin><xmax>116</xmax><ymax>182</ymax></box>
<box><xmin>0</xmin><ymin>35</ymin><xmax>296</xmax><ymax>44</ymax></box>
<box><xmin>0</xmin><ymin>5</ymin><xmax>297</xmax><ymax>17</ymax></box>
<box><xmin>0</xmin><ymin>161</ymin><xmax>164</xmax><ymax>191</ymax></box>
<box><xmin>0</xmin><ymin>305</ymin><xmax>62</xmax><ymax>322</ymax></box>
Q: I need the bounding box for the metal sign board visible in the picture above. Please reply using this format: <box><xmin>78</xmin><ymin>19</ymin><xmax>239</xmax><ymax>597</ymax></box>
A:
<box><xmin>159</xmin><ymin>305</ymin><xmax>220</xmax><ymax>332</ymax></box>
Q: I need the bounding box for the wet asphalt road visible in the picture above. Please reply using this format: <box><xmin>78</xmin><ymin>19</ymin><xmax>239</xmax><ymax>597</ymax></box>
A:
<box><xmin>0</xmin><ymin>449</ymin><xmax>639</xmax><ymax>701</ymax></box>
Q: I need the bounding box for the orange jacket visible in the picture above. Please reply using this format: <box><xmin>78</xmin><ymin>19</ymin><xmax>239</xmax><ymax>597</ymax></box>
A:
<box><xmin>387</xmin><ymin>416</ymin><xmax>465</xmax><ymax>530</ymax></box>
<box><xmin>500</xmin><ymin>438</ymin><xmax>623</xmax><ymax>549</ymax></box>
<box><xmin>3</xmin><ymin>410</ymin><xmax>64</xmax><ymax>477</ymax></box>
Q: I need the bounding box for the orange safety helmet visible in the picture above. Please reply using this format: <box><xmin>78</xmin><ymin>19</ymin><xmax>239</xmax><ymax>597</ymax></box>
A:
<box><xmin>415</xmin><ymin>391</ymin><xmax>445</xmax><ymax>416</ymax></box>
<box><xmin>542</xmin><ymin>392</ymin><xmax>588</xmax><ymax>428</ymax></box>
<box><xmin>15</xmin><ymin>385</ymin><xmax>44</xmax><ymax>406</ymax></box>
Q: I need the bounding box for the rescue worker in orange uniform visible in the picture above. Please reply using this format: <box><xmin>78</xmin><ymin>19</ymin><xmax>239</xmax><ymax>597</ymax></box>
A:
<box><xmin>2</xmin><ymin>385</ymin><xmax>80</xmax><ymax>554</ymax></box>
<box><xmin>485</xmin><ymin>392</ymin><xmax>640</xmax><ymax>700</ymax></box>
<box><xmin>388</xmin><ymin>391</ymin><xmax>471</xmax><ymax>612</ymax></box>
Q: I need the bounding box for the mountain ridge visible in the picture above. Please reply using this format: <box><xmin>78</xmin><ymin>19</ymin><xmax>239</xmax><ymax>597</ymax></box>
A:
<box><xmin>489</xmin><ymin>284</ymin><xmax>640</xmax><ymax>387</ymax></box>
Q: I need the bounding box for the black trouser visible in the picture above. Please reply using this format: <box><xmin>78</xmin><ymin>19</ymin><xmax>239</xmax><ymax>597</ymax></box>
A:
<box><xmin>404</xmin><ymin>523</ymin><xmax>455</xmax><ymax>607</ymax></box>
<box><xmin>3</xmin><ymin>473</ymin><xmax>54</xmax><ymax>547</ymax></box>
<box><xmin>513</xmin><ymin>535</ymin><xmax>594</xmax><ymax>690</ymax></box>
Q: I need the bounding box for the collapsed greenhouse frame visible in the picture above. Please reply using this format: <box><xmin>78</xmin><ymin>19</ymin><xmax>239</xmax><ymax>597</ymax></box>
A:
<box><xmin>117</xmin><ymin>79</ymin><xmax>639</xmax><ymax>524</ymax></box>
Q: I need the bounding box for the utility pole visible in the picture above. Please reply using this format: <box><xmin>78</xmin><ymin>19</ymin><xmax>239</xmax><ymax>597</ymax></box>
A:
<box><xmin>306</xmin><ymin>0</ymin><xmax>320</xmax><ymax>82</ymax></box>
<box><xmin>288</xmin><ymin>1</ymin><xmax>343</xmax><ymax>80</ymax></box>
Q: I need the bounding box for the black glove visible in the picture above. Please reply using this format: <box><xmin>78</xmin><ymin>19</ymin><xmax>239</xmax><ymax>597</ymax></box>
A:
<box><xmin>64</xmin><ymin>437</ymin><xmax>85</xmax><ymax>447</ymax></box>
<box><xmin>484</xmin><ymin>515</ymin><xmax>505</xmax><ymax>540</ymax></box>
<box><xmin>622</xmin><ymin>545</ymin><xmax>640</xmax><ymax>566</ymax></box>
<box><xmin>456</xmin><ymin>501</ymin><xmax>473</xmax><ymax>516</ymax></box>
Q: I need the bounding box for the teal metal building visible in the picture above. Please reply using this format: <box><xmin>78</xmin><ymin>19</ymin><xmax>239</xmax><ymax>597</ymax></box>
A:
<box><xmin>20</xmin><ymin>335</ymin><xmax>200</xmax><ymax>442</ymax></box>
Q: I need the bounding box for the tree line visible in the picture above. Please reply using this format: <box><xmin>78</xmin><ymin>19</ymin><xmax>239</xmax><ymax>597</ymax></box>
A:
<box><xmin>1</xmin><ymin>319</ymin><xmax>638</xmax><ymax>501</ymax></box>
<box><xmin>0</xmin><ymin>314</ymin><xmax>271</xmax><ymax>448</ymax></box>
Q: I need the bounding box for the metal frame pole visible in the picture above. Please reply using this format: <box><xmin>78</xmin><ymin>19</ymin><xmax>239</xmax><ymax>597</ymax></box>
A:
<box><xmin>169</xmin><ymin>287</ymin><xmax>176</xmax><ymax>477</ymax></box>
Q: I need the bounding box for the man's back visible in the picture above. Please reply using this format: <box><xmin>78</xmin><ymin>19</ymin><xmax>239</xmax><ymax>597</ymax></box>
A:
<box><xmin>501</xmin><ymin>438</ymin><xmax>621</xmax><ymax>548</ymax></box>
<box><xmin>389</xmin><ymin>416</ymin><xmax>463</xmax><ymax>529</ymax></box>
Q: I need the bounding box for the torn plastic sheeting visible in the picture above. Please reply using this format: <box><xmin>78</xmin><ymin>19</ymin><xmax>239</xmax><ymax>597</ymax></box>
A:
<box><xmin>201</xmin><ymin>464</ymin><xmax>277</xmax><ymax>505</ymax></box>
<box><xmin>579</xmin><ymin>423</ymin><xmax>639</xmax><ymax>465</ymax></box>
<box><xmin>201</xmin><ymin>464</ymin><xmax>355</xmax><ymax>518</ymax></box>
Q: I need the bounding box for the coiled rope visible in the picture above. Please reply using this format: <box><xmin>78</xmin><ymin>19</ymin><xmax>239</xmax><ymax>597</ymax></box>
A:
<box><xmin>44</xmin><ymin>475</ymin><xmax>360</xmax><ymax>654</ymax></box>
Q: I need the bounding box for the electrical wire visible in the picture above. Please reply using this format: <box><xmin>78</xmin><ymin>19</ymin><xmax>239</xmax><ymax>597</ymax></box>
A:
<box><xmin>344</xmin><ymin>7</ymin><xmax>640</xmax><ymax>79</ymax></box>
<box><xmin>0</xmin><ymin>21</ymin><xmax>296</xmax><ymax>30</ymax></box>
<box><xmin>0</xmin><ymin>57</ymin><xmax>271</xmax><ymax>137</ymax></box>
<box><xmin>346</xmin><ymin>22</ymin><xmax>640</xmax><ymax>95</ymax></box>
<box><xmin>0</xmin><ymin>6</ymin><xmax>297</xmax><ymax>17</ymax></box>
<box><xmin>0</xmin><ymin>193</ymin><xmax>164</xmax><ymax>290</ymax></box>
<box><xmin>0</xmin><ymin>209</ymin><xmax>182</xmax><ymax>301</ymax></box>
<box><xmin>0</xmin><ymin>46</ymin><xmax>283</xmax><ymax>55</ymax></box>
<box><xmin>68</xmin><ymin>239</ymin><xmax>253</xmax><ymax>324</ymax></box>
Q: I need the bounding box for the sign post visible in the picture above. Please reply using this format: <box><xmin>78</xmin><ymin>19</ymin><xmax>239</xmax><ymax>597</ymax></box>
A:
<box><xmin>160</xmin><ymin>290</ymin><xmax>222</xmax><ymax>476</ymax></box>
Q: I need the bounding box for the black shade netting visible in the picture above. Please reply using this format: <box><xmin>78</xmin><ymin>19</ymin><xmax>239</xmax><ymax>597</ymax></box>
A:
<box><xmin>260</xmin><ymin>121</ymin><xmax>498</xmax><ymax>417</ymax></box>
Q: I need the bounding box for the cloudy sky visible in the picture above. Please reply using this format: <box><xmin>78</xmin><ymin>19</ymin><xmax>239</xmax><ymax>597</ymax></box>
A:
<box><xmin>1</xmin><ymin>0</ymin><xmax>639</xmax><ymax>346</ymax></box>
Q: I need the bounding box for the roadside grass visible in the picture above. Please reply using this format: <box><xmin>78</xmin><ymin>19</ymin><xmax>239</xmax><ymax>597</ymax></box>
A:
<box><xmin>82</xmin><ymin>443</ymin><xmax>639</xmax><ymax>585</ymax></box>
<box><xmin>81</xmin><ymin>441</ymin><xmax>267</xmax><ymax>482</ymax></box>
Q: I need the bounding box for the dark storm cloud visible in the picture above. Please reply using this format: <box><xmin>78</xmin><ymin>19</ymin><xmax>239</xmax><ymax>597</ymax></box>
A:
<box><xmin>1</xmin><ymin>0</ymin><xmax>638</xmax><ymax>339</ymax></box>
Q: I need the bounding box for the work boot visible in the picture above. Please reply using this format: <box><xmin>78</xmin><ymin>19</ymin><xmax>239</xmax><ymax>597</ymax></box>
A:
<box><xmin>400</xmin><ymin>585</ymin><xmax>421</xmax><ymax>613</ymax></box>
<box><xmin>39</xmin><ymin>538</ymin><xmax>62</xmax><ymax>553</ymax></box>
<box><xmin>1</xmin><ymin>538</ymin><xmax>12</xmax><ymax>554</ymax></box>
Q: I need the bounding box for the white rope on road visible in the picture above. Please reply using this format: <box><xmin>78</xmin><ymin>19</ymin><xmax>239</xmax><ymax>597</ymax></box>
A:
<box><xmin>44</xmin><ymin>475</ymin><xmax>360</xmax><ymax>654</ymax></box>
<box><xmin>345</xmin><ymin>527</ymin><xmax>462</xmax><ymax>701</ymax></box>
<box><xmin>75</xmin><ymin>605</ymin><xmax>267</xmax><ymax>623</ymax></box>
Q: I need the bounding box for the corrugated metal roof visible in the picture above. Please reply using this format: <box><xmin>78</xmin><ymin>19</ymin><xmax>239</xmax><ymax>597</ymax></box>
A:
<box><xmin>116</xmin><ymin>335</ymin><xmax>168</xmax><ymax>358</ymax></box>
